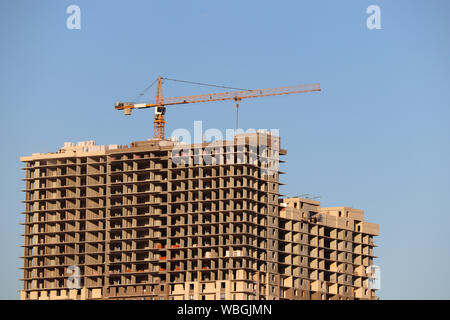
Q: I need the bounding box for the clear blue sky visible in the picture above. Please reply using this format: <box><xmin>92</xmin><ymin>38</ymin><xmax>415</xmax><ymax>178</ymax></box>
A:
<box><xmin>1</xmin><ymin>0</ymin><xmax>449</xmax><ymax>299</ymax></box>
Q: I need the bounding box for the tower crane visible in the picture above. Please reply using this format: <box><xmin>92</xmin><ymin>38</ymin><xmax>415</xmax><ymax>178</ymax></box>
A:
<box><xmin>115</xmin><ymin>76</ymin><xmax>321</xmax><ymax>140</ymax></box>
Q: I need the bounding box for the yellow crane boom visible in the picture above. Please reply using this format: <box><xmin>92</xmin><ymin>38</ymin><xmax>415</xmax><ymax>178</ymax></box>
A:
<box><xmin>115</xmin><ymin>76</ymin><xmax>321</xmax><ymax>140</ymax></box>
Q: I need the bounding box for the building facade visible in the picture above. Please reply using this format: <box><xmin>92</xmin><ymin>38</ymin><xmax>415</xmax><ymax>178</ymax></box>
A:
<box><xmin>20</xmin><ymin>132</ymin><xmax>378</xmax><ymax>300</ymax></box>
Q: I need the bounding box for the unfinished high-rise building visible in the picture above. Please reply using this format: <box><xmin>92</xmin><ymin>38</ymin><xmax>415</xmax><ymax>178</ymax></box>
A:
<box><xmin>19</xmin><ymin>132</ymin><xmax>379</xmax><ymax>300</ymax></box>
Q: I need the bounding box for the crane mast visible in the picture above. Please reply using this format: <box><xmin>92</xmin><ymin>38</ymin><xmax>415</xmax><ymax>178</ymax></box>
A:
<box><xmin>153</xmin><ymin>77</ymin><xmax>166</xmax><ymax>140</ymax></box>
<box><xmin>115</xmin><ymin>76</ymin><xmax>321</xmax><ymax>140</ymax></box>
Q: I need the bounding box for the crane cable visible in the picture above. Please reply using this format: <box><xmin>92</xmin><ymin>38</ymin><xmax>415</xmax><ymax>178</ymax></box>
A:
<box><xmin>162</xmin><ymin>77</ymin><xmax>249</xmax><ymax>92</ymax></box>
<box><xmin>163</xmin><ymin>77</ymin><xmax>248</xmax><ymax>130</ymax></box>
<box><xmin>134</xmin><ymin>76</ymin><xmax>250</xmax><ymax>102</ymax></box>
<box><xmin>133</xmin><ymin>78</ymin><xmax>159</xmax><ymax>102</ymax></box>
<box><xmin>133</xmin><ymin>76</ymin><xmax>248</xmax><ymax>129</ymax></box>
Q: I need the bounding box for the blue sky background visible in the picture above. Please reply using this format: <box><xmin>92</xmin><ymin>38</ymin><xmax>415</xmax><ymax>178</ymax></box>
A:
<box><xmin>1</xmin><ymin>0</ymin><xmax>449</xmax><ymax>299</ymax></box>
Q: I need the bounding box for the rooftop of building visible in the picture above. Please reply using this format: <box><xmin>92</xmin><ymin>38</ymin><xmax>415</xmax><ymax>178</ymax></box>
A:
<box><xmin>20</xmin><ymin>131</ymin><xmax>286</xmax><ymax>161</ymax></box>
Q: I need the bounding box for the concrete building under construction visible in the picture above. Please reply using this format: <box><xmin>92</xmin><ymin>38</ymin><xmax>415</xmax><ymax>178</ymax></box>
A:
<box><xmin>19</xmin><ymin>131</ymin><xmax>378</xmax><ymax>300</ymax></box>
